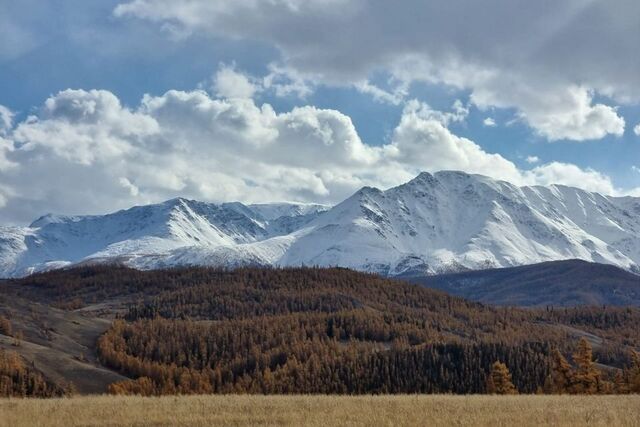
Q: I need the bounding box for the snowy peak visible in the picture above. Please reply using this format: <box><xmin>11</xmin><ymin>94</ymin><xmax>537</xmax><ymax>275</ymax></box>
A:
<box><xmin>0</xmin><ymin>199</ymin><xmax>327</xmax><ymax>277</ymax></box>
<box><xmin>1</xmin><ymin>172</ymin><xmax>640</xmax><ymax>278</ymax></box>
<box><xmin>282</xmin><ymin>171</ymin><xmax>640</xmax><ymax>275</ymax></box>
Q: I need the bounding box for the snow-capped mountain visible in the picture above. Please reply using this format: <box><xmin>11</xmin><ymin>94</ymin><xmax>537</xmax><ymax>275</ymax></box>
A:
<box><xmin>0</xmin><ymin>198</ymin><xmax>328</xmax><ymax>277</ymax></box>
<box><xmin>2</xmin><ymin>171</ymin><xmax>640</xmax><ymax>277</ymax></box>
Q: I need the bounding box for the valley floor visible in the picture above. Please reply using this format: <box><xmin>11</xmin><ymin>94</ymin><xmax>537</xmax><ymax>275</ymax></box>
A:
<box><xmin>1</xmin><ymin>395</ymin><xmax>639</xmax><ymax>427</ymax></box>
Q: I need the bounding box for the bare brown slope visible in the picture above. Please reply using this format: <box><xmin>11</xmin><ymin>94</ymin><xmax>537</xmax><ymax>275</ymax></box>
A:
<box><xmin>0</xmin><ymin>292</ymin><xmax>127</xmax><ymax>394</ymax></box>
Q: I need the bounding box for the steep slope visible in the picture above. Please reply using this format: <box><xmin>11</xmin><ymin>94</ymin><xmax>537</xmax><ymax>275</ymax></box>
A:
<box><xmin>406</xmin><ymin>259</ymin><xmax>640</xmax><ymax>306</ymax></box>
<box><xmin>2</xmin><ymin>170</ymin><xmax>640</xmax><ymax>277</ymax></box>
<box><xmin>281</xmin><ymin>171</ymin><xmax>640</xmax><ymax>275</ymax></box>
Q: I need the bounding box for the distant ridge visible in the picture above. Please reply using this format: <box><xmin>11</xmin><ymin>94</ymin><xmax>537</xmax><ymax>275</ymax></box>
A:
<box><xmin>406</xmin><ymin>259</ymin><xmax>640</xmax><ymax>307</ymax></box>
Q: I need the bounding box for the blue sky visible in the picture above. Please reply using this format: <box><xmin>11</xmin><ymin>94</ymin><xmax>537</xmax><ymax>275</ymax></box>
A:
<box><xmin>1</xmin><ymin>0</ymin><xmax>639</xmax><ymax>224</ymax></box>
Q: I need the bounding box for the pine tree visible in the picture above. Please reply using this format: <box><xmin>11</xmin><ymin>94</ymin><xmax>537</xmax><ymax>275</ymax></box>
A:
<box><xmin>486</xmin><ymin>361</ymin><xmax>518</xmax><ymax>395</ymax></box>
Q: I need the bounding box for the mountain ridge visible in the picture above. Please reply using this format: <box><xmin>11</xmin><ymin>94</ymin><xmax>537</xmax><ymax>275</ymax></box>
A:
<box><xmin>406</xmin><ymin>259</ymin><xmax>640</xmax><ymax>307</ymax></box>
<box><xmin>2</xmin><ymin>170</ymin><xmax>640</xmax><ymax>277</ymax></box>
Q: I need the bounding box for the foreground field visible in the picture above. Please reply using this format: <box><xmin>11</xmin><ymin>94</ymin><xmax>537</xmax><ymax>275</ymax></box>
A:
<box><xmin>1</xmin><ymin>395</ymin><xmax>639</xmax><ymax>427</ymax></box>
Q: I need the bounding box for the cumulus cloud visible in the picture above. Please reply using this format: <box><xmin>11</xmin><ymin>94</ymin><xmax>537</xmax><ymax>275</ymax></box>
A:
<box><xmin>114</xmin><ymin>0</ymin><xmax>638</xmax><ymax>141</ymax></box>
<box><xmin>382</xmin><ymin>100</ymin><xmax>522</xmax><ymax>184</ymax></box>
<box><xmin>212</xmin><ymin>64</ymin><xmax>258</xmax><ymax>99</ymax></box>
<box><xmin>212</xmin><ymin>63</ymin><xmax>315</xmax><ymax>100</ymax></box>
<box><xmin>1</xmin><ymin>88</ymin><xmax>635</xmax><ymax>224</ymax></box>
<box><xmin>0</xmin><ymin>89</ymin><xmax>379</xmax><ymax>223</ymax></box>
<box><xmin>523</xmin><ymin>162</ymin><xmax>617</xmax><ymax>195</ymax></box>
<box><xmin>475</xmin><ymin>84</ymin><xmax>625</xmax><ymax>141</ymax></box>
<box><xmin>12</xmin><ymin>89</ymin><xmax>158</xmax><ymax>165</ymax></box>
<box><xmin>634</xmin><ymin>123</ymin><xmax>640</xmax><ymax>136</ymax></box>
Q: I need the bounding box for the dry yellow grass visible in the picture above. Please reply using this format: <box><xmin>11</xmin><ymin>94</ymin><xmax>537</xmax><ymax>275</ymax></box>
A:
<box><xmin>1</xmin><ymin>394</ymin><xmax>639</xmax><ymax>427</ymax></box>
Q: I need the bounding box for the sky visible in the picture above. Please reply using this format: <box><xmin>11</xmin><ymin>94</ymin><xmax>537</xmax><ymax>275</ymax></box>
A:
<box><xmin>1</xmin><ymin>0</ymin><xmax>640</xmax><ymax>225</ymax></box>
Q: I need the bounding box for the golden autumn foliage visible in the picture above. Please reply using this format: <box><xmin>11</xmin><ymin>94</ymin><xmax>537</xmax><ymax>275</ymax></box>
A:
<box><xmin>486</xmin><ymin>361</ymin><xmax>518</xmax><ymax>395</ymax></box>
<box><xmin>0</xmin><ymin>349</ymin><xmax>67</xmax><ymax>397</ymax></box>
<box><xmin>571</xmin><ymin>338</ymin><xmax>601</xmax><ymax>394</ymax></box>
<box><xmin>5</xmin><ymin>266</ymin><xmax>640</xmax><ymax>396</ymax></box>
<box><xmin>545</xmin><ymin>338</ymin><xmax>640</xmax><ymax>395</ymax></box>
<box><xmin>89</xmin><ymin>268</ymin><xmax>640</xmax><ymax>395</ymax></box>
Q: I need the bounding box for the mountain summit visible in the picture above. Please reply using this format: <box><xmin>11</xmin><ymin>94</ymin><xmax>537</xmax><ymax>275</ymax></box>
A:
<box><xmin>2</xmin><ymin>171</ymin><xmax>640</xmax><ymax>277</ymax></box>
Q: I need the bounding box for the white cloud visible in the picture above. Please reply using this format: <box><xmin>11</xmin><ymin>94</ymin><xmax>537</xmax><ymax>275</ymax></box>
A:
<box><xmin>0</xmin><ymin>88</ymin><xmax>635</xmax><ymax>225</ymax></box>
<box><xmin>524</xmin><ymin>162</ymin><xmax>617</xmax><ymax>195</ymax></box>
<box><xmin>12</xmin><ymin>89</ymin><xmax>158</xmax><ymax>165</ymax></box>
<box><xmin>114</xmin><ymin>0</ymin><xmax>638</xmax><ymax>142</ymax></box>
<box><xmin>525</xmin><ymin>156</ymin><xmax>539</xmax><ymax>164</ymax></box>
<box><xmin>503</xmin><ymin>85</ymin><xmax>625</xmax><ymax>141</ymax></box>
<box><xmin>354</xmin><ymin>80</ymin><xmax>407</xmax><ymax>105</ymax></box>
<box><xmin>0</xmin><ymin>136</ymin><xmax>17</xmax><ymax>171</ymax></box>
<box><xmin>383</xmin><ymin>102</ymin><xmax>522</xmax><ymax>184</ymax></box>
<box><xmin>212</xmin><ymin>64</ymin><xmax>257</xmax><ymax>99</ymax></box>
<box><xmin>483</xmin><ymin>117</ymin><xmax>496</xmax><ymax>127</ymax></box>
<box><xmin>119</xmin><ymin>177</ymin><xmax>140</xmax><ymax>196</ymax></box>
<box><xmin>634</xmin><ymin>123</ymin><xmax>640</xmax><ymax>136</ymax></box>
<box><xmin>262</xmin><ymin>64</ymin><xmax>315</xmax><ymax>99</ymax></box>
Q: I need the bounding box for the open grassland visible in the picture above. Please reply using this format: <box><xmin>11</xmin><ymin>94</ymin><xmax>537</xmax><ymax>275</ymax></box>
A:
<box><xmin>1</xmin><ymin>395</ymin><xmax>639</xmax><ymax>427</ymax></box>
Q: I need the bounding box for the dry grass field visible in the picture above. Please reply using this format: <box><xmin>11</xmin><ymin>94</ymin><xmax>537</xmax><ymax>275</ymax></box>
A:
<box><xmin>1</xmin><ymin>395</ymin><xmax>639</xmax><ymax>427</ymax></box>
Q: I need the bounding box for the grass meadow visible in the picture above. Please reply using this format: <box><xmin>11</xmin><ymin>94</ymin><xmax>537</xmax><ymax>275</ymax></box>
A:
<box><xmin>1</xmin><ymin>394</ymin><xmax>639</xmax><ymax>427</ymax></box>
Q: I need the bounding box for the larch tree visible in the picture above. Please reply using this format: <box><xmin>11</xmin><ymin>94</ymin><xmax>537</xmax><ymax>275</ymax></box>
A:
<box><xmin>486</xmin><ymin>361</ymin><xmax>518</xmax><ymax>395</ymax></box>
<box><xmin>550</xmin><ymin>348</ymin><xmax>574</xmax><ymax>393</ymax></box>
<box><xmin>571</xmin><ymin>338</ymin><xmax>600</xmax><ymax>394</ymax></box>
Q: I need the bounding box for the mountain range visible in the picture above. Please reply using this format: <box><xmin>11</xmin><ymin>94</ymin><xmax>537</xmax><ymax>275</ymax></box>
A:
<box><xmin>2</xmin><ymin>170</ymin><xmax>640</xmax><ymax>278</ymax></box>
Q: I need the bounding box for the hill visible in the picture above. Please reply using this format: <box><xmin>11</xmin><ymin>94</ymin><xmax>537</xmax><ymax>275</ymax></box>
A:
<box><xmin>2</xmin><ymin>266</ymin><xmax>639</xmax><ymax>395</ymax></box>
<box><xmin>407</xmin><ymin>259</ymin><xmax>640</xmax><ymax>307</ymax></box>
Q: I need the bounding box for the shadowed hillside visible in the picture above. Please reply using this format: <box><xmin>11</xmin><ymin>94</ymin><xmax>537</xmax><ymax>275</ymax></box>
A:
<box><xmin>407</xmin><ymin>260</ymin><xmax>640</xmax><ymax>307</ymax></box>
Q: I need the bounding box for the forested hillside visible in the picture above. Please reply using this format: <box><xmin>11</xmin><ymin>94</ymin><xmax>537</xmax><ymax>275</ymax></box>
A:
<box><xmin>3</xmin><ymin>266</ymin><xmax>640</xmax><ymax>395</ymax></box>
